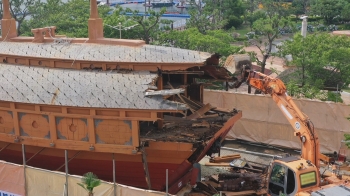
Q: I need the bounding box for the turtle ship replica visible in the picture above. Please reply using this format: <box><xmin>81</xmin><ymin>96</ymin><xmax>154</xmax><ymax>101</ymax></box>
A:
<box><xmin>0</xmin><ymin>0</ymin><xmax>241</xmax><ymax>194</ymax></box>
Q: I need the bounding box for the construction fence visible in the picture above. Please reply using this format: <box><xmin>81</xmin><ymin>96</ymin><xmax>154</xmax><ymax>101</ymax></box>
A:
<box><xmin>0</xmin><ymin>161</ymin><xmax>166</xmax><ymax>196</ymax></box>
<box><xmin>204</xmin><ymin>90</ymin><xmax>350</xmax><ymax>156</ymax></box>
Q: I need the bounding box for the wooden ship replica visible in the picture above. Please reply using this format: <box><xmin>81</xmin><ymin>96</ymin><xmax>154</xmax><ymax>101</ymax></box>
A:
<box><xmin>0</xmin><ymin>0</ymin><xmax>241</xmax><ymax>194</ymax></box>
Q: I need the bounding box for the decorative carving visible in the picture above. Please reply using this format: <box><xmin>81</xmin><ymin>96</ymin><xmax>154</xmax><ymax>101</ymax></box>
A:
<box><xmin>19</xmin><ymin>113</ymin><xmax>49</xmax><ymax>138</ymax></box>
<box><xmin>95</xmin><ymin>119</ymin><xmax>132</xmax><ymax>145</ymax></box>
<box><xmin>56</xmin><ymin>118</ymin><xmax>88</xmax><ymax>141</ymax></box>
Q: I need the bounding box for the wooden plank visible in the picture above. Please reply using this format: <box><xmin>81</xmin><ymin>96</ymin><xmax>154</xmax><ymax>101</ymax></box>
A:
<box><xmin>49</xmin><ymin>115</ymin><xmax>57</xmax><ymax>141</ymax></box>
<box><xmin>17</xmin><ymin>136</ymin><xmax>138</xmax><ymax>154</ymax></box>
<box><xmin>187</xmin><ymin>103</ymin><xmax>214</xmax><ymax>120</ymax></box>
<box><xmin>204</xmin><ymin>162</ymin><xmax>231</xmax><ymax>167</ymax></box>
<box><xmin>221</xmin><ymin>190</ymin><xmax>259</xmax><ymax>196</ymax></box>
<box><xmin>212</xmin><ymin>107</ymin><xmax>231</xmax><ymax>113</ymax></box>
<box><xmin>210</xmin><ymin>155</ymin><xmax>241</xmax><ymax>163</ymax></box>
<box><xmin>131</xmin><ymin>120</ymin><xmax>139</xmax><ymax>147</ymax></box>
<box><xmin>10</xmin><ymin>103</ymin><xmax>20</xmax><ymax>137</ymax></box>
<box><xmin>88</xmin><ymin>110</ymin><xmax>96</xmax><ymax>144</ymax></box>
<box><xmin>157</xmin><ymin>76</ymin><xmax>163</xmax><ymax>129</ymax></box>
<box><xmin>168</xmin><ymin>82</ymin><xmax>196</xmax><ymax>114</ymax></box>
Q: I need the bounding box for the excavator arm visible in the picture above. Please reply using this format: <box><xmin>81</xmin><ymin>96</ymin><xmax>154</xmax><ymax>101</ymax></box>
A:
<box><xmin>244</xmin><ymin>71</ymin><xmax>321</xmax><ymax>168</ymax></box>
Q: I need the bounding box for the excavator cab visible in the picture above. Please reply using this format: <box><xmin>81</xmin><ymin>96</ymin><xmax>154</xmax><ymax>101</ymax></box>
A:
<box><xmin>268</xmin><ymin>157</ymin><xmax>319</xmax><ymax>196</ymax></box>
<box><xmin>268</xmin><ymin>162</ymin><xmax>297</xmax><ymax>196</ymax></box>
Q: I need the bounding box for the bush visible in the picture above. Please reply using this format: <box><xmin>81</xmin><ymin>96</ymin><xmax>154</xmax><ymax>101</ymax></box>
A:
<box><xmin>224</xmin><ymin>15</ymin><xmax>243</xmax><ymax>29</ymax></box>
<box><xmin>235</xmin><ymin>37</ymin><xmax>248</xmax><ymax>41</ymax></box>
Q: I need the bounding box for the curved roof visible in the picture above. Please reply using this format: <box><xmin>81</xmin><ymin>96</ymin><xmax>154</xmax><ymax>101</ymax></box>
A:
<box><xmin>0</xmin><ymin>42</ymin><xmax>211</xmax><ymax>64</ymax></box>
<box><xmin>0</xmin><ymin>63</ymin><xmax>187</xmax><ymax>110</ymax></box>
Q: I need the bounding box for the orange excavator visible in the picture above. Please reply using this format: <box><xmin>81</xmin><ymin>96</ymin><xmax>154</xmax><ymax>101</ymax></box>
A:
<box><xmin>235</xmin><ymin>69</ymin><xmax>350</xmax><ymax>196</ymax></box>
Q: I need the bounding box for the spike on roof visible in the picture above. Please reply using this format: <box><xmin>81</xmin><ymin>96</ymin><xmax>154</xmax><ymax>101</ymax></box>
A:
<box><xmin>0</xmin><ymin>0</ymin><xmax>17</xmax><ymax>40</ymax></box>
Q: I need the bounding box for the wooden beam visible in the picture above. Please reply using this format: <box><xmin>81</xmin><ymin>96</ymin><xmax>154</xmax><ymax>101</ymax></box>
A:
<box><xmin>88</xmin><ymin>109</ymin><xmax>96</xmax><ymax>144</ymax></box>
<box><xmin>157</xmin><ymin>71</ymin><xmax>204</xmax><ymax>75</ymax></box>
<box><xmin>10</xmin><ymin>103</ymin><xmax>20</xmax><ymax>137</ymax></box>
<box><xmin>183</xmin><ymin>74</ymin><xmax>188</xmax><ymax>97</ymax></box>
<box><xmin>187</xmin><ymin>103</ymin><xmax>214</xmax><ymax>120</ymax></box>
<box><xmin>5</xmin><ymin>135</ymin><xmax>139</xmax><ymax>154</ymax></box>
<box><xmin>157</xmin><ymin>76</ymin><xmax>163</xmax><ymax>129</ymax></box>
<box><xmin>131</xmin><ymin>120</ymin><xmax>139</xmax><ymax>147</ymax></box>
<box><xmin>49</xmin><ymin>115</ymin><xmax>57</xmax><ymax>142</ymax></box>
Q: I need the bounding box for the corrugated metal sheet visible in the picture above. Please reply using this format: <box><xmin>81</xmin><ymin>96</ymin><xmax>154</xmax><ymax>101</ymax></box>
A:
<box><xmin>0</xmin><ymin>63</ymin><xmax>187</xmax><ymax>110</ymax></box>
<box><xmin>0</xmin><ymin>42</ymin><xmax>211</xmax><ymax>63</ymax></box>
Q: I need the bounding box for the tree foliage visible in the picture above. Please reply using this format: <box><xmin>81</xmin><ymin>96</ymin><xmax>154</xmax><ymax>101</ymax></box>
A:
<box><xmin>279</xmin><ymin>33</ymin><xmax>350</xmax><ymax>102</ymax></box>
<box><xmin>124</xmin><ymin>7</ymin><xmax>167</xmax><ymax>44</ymax></box>
<box><xmin>21</xmin><ymin>0</ymin><xmax>111</xmax><ymax>37</ymax></box>
<box><xmin>77</xmin><ymin>172</ymin><xmax>101</xmax><ymax>196</ymax></box>
<box><xmin>249</xmin><ymin>0</ymin><xmax>293</xmax><ymax>75</ymax></box>
<box><xmin>103</xmin><ymin>7</ymin><xmax>169</xmax><ymax>43</ymax></box>
<box><xmin>310</xmin><ymin>0</ymin><xmax>345</xmax><ymax>24</ymax></box>
<box><xmin>0</xmin><ymin>0</ymin><xmax>36</xmax><ymax>35</ymax></box>
<box><xmin>245</xmin><ymin>10</ymin><xmax>266</xmax><ymax>30</ymax></box>
<box><xmin>291</xmin><ymin>0</ymin><xmax>310</xmax><ymax>16</ymax></box>
<box><xmin>157</xmin><ymin>28</ymin><xmax>242</xmax><ymax>57</ymax></box>
<box><xmin>187</xmin><ymin>0</ymin><xmax>245</xmax><ymax>33</ymax></box>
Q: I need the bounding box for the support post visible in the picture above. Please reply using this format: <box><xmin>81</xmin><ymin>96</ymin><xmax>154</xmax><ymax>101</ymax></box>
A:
<box><xmin>141</xmin><ymin>144</ymin><xmax>152</xmax><ymax>189</ymax></box>
<box><xmin>113</xmin><ymin>153</ymin><xmax>116</xmax><ymax>196</ymax></box>
<box><xmin>157</xmin><ymin>76</ymin><xmax>163</xmax><ymax>129</ymax></box>
<box><xmin>65</xmin><ymin>150</ymin><xmax>69</xmax><ymax>196</ymax></box>
<box><xmin>166</xmin><ymin>169</ymin><xmax>168</xmax><ymax>196</ymax></box>
<box><xmin>22</xmin><ymin>144</ymin><xmax>27</xmax><ymax>196</ymax></box>
<box><xmin>22</xmin><ymin>144</ymin><xmax>26</xmax><ymax>166</ymax></box>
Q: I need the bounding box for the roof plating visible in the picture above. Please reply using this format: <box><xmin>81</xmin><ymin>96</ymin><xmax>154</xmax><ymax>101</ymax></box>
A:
<box><xmin>0</xmin><ymin>42</ymin><xmax>211</xmax><ymax>63</ymax></box>
<box><xmin>0</xmin><ymin>63</ymin><xmax>187</xmax><ymax>110</ymax></box>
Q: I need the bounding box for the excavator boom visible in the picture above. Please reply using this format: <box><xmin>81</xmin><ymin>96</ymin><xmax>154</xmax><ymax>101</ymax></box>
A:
<box><xmin>246</xmin><ymin>71</ymin><xmax>320</xmax><ymax>168</ymax></box>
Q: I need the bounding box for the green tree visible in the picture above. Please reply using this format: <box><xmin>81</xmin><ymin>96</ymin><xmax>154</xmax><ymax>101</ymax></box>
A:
<box><xmin>279</xmin><ymin>33</ymin><xmax>350</xmax><ymax>102</ymax></box>
<box><xmin>0</xmin><ymin>0</ymin><xmax>36</xmax><ymax>35</ymax></box>
<box><xmin>291</xmin><ymin>0</ymin><xmax>309</xmax><ymax>16</ymax></box>
<box><xmin>245</xmin><ymin>10</ymin><xmax>266</xmax><ymax>30</ymax></box>
<box><xmin>221</xmin><ymin>0</ymin><xmax>245</xmax><ymax>29</ymax></box>
<box><xmin>187</xmin><ymin>0</ymin><xmax>245</xmax><ymax>33</ymax></box>
<box><xmin>341</xmin><ymin>0</ymin><xmax>350</xmax><ymax>22</ymax></box>
<box><xmin>123</xmin><ymin>7</ymin><xmax>167</xmax><ymax>44</ymax></box>
<box><xmin>310</xmin><ymin>0</ymin><xmax>345</xmax><ymax>24</ymax></box>
<box><xmin>21</xmin><ymin>0</ymin><xmax>111</xmax><ymax>37</ymax></box>
<box><xmin>157</xmin><ymin>28</ymin><xmax>242</xmax><ymax>57</ymax></box>
<box><xmin>77</xmin><ymin>172</ymin><xmax>101</xmax><ymax>196</ymax></box>
<box><xmin>248</xmin><ymin>0</ymin><xmax>293</xmax><ymax>77</ymax></box>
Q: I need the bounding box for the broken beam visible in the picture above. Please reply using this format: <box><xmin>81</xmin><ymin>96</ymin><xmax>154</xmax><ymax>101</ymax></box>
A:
<box><xmin>187</xmin><ymin>103</ymin><xmax>215</xmax><ymax>120</ymax></box>
<box><xmin>154</xmin><ymin>71</ymin><xmax>204</xmax><ymax>75</ymax></box>
<box><xmin>145</xmin><ymin>89</ymin><xmax>185</xmax><ymax>96</ymax></box>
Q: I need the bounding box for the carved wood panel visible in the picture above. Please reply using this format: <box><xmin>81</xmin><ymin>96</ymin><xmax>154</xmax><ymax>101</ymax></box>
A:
<box><xmin>0</xmin><ymin>110</ymin><xmax>14</xmax><ymax>134</ymax></box>
<box><xmin>94</xmin><ymin>119</ymin><xmax>132</xmax><ymax>145</ymax></box>
<box><xmin>56</xmin><ymin>117</ymin><xmax>88</xmax><ymax>141</ymax></box>
<box><xmin>19</xmin><ymin>113</ymin><xmax>50</xmax><ymax>138</ymax></box>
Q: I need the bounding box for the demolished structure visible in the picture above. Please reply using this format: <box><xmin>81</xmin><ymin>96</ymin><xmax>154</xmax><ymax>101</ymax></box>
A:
<box><xmin>0</xmin><ymin>0</ymin><xmax>241</xmax><ymax>194</ymax></box>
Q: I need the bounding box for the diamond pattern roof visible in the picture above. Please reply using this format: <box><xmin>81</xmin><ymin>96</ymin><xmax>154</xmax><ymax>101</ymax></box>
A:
<box><xmin>0</xmin><ymin>63</ymin><xmax>187</xmax><ymax>110</ymax></box>
<box><xmin>0</xmin><ymin>42</ymin><xmax>211</xmax><ymax>63</ymax></box>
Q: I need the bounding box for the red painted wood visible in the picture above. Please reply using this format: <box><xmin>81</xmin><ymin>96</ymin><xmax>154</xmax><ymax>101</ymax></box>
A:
<box><xmin>0</xmin><ymin>148</ymin><xmax>183</xmax><ymax>191</ymax></box>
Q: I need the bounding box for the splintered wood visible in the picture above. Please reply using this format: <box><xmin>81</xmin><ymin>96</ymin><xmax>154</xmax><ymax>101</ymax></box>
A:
<box><xmin>190</xmin><ymin>152</ymin><xmax>269</xmax><ymax>196</ymax></box>
<box><xmin>187</xmin><ymin>103</ymin><xmax>216</xmax><ymax>120</ymax></box>
<box><xmin>209</xmin><ymin>154</ymin><xmax>241</xmax><ymax>163</ymax></box>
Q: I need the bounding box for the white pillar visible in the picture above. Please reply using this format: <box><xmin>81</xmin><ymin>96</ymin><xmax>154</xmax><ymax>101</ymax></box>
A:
<box><xmin>301</xmin><ymin>16</ymin><xmax>308</xmax><ymax>38</ymax></box>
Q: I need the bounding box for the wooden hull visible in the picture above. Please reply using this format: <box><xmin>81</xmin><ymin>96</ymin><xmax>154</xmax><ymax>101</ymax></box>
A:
<box><xmin>0</xmin><ymin>112</ymin><xmax>241</xmax><ymax>193</ymax></box>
